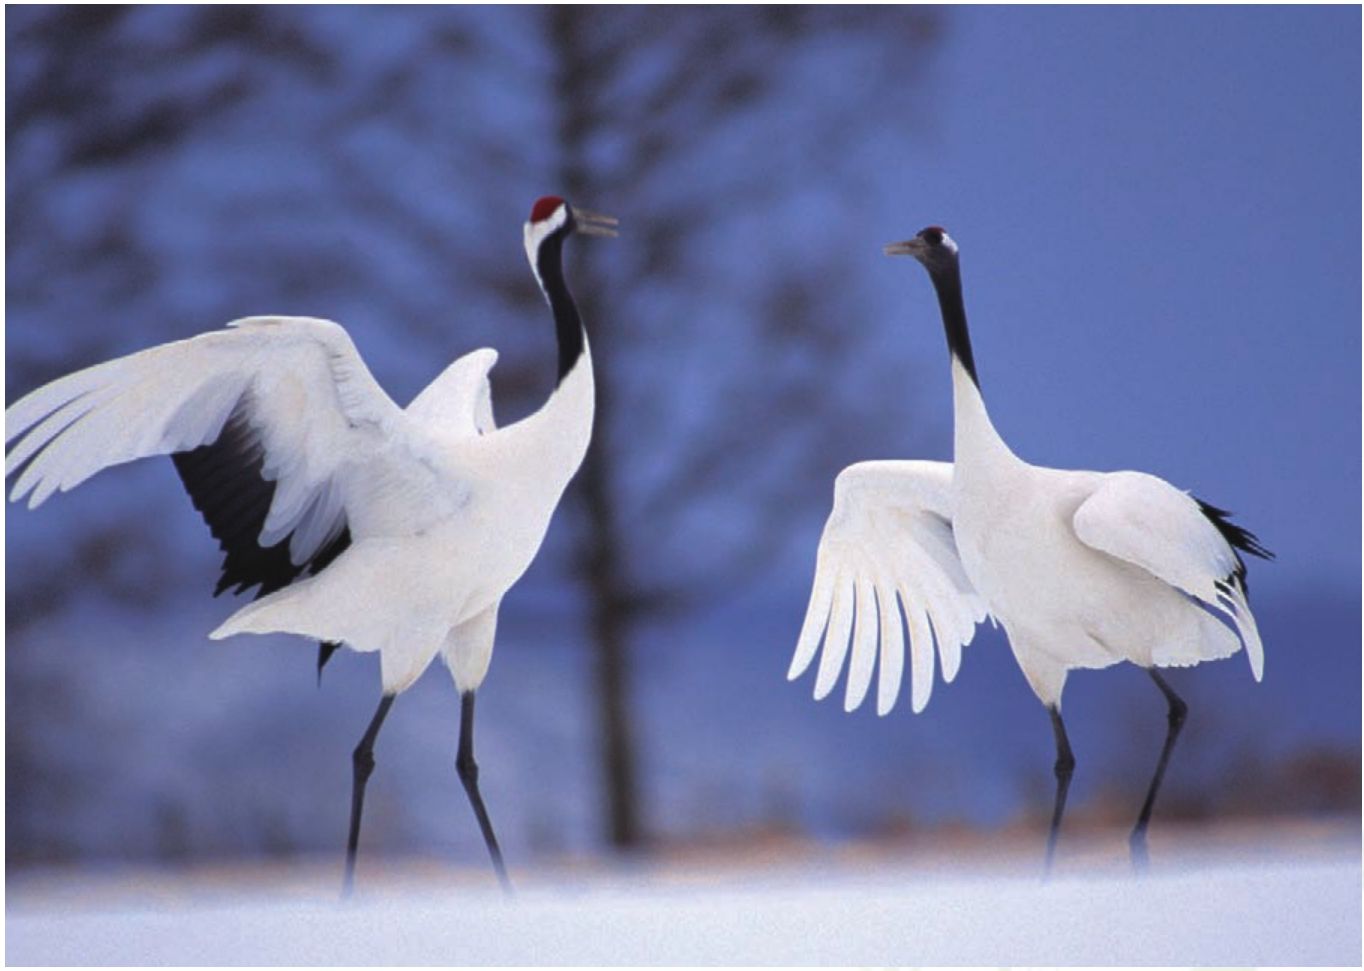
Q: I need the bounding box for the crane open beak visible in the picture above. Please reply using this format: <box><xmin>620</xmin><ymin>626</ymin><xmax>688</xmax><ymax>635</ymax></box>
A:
<box><xmin>883</xmin><ymin>238</ymin><xmax>924</xmax><ymax>257</ymax></box>
<box><xmin>574</xmin><ymin>208</ymin><xmax>619</xmax><ymax>237</ymax></box>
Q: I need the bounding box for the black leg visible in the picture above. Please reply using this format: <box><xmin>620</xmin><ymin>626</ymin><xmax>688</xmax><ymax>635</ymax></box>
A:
<box><xmin>1044</xmin><ymin>704</ymin><xmax>1076</xmax><ymax>876</ymax></box>
<box><xmin>1130</xmin><ymin>669</ymin><xmax>1187</xmax><ymax>870</ymax></box>
<box><xmin>342</xmin><ymin>693</ymin><xmax>395</xmax><ymax>898</ymax></box>
<box><xmin>457</xmin><ymin>691</ymin><xmax>512</xmax><ymax>894</ymax></box>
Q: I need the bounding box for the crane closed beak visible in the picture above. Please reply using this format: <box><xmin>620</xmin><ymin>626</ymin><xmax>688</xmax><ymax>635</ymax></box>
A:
<box><xmin>574</xmin><ymin>208</ymin><xmax>619</xmax><ymax>237</ymax></box>
<box><xmin>883</xmin><ymin>238</ymin><xmax>925</xmax><ymax>257</ymax></box>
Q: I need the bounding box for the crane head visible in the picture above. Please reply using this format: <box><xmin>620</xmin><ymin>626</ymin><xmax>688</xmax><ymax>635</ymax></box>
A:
<box><xmin>884</xmin><ymin>225</ymin><xmax>959</xmax><ymax>267</ymax></box>
<box><xmin>524</xmin><ymin>197</ymin><xmax>618</xmax><ymax>296</ymax></box>
<box><xmin>525</xmin><ymin>197</ymin><xmax>618</xmax><ymax>242</ymax></box>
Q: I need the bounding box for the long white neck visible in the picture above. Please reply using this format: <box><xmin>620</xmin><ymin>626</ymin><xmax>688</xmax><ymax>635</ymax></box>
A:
<box><xmin>503</xmin><ymin>213</ymin><xmax>596</xmax><ymax>479</ymax></box>
<box><xmin>951</xmin><ymin>354</ymin><xmax>1015</xmax><ymax>471</ymax></box>
<box><xmin>923</xmin><ymin>254</ymin><xmax>1018</xmax><ymax>474</ymax></box>
<box><xmin>514</xmin><ymin>336</ymin><xmax>595</xmax><ymax>477</ymax></box>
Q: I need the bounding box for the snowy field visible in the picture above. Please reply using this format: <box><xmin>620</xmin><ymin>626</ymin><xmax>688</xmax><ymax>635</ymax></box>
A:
<box><xmin>8</xmin><ymin>823</ymin><xmax>1359</xmax><ymax>966</ymax></box>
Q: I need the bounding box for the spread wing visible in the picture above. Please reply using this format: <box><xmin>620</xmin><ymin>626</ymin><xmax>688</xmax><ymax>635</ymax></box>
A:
<box><xmin>6</xmin><ymin>316</ymin><xmax>465</xmax><ymax>599</ymax></box>
<box><xmin>1072</xmin><ymin>470</ymin><xmax>1269</xmax><ymax>680</ymax></box>
<box><xmin>788</xmin><ymin>460</ymin><xmax>988</xmax><ymax>716</ymax></box>
<box><xmin>406</xmin><ymin>347</ymin><xmax>498</xmax><ymax>436</ymax></box>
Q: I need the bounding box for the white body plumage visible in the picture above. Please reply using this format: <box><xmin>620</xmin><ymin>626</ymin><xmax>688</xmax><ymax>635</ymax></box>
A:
<box><xmin>790</xmin><ymin>239</ymin><xmax>1263</xmax><ymax>717</ymax></box>
<box><xmin>6</xmin><ymin>314</ymin><xmax>593</xmax><ymax>694</ymax></box>
<box><xmin>5</xmin><ymin>196</ymin><xmax>615</xmax><ymax>892</ymax></box>
<box><xmin>946</xmin><ymin>357</ymin><xmax>1258</xmax><ymax>707</ymax></box>
<box><xmin>790</xmin><ymin>224</ymin><xmax>1269</xmax><ymax>868</ymax></box>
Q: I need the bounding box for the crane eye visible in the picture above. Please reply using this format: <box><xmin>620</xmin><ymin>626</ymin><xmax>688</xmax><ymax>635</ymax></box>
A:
<box><xmin>920</xmin><ymin>227</ymin><xmax>945</xmax><ymax>246</ymax></box>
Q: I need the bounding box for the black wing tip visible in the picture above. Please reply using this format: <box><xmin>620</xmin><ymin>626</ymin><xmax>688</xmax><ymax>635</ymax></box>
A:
<box><xmin>173</xmin><ymin>404</ymin><xmax>352</xmax><ymax>602</ymax></box>
<box><xmin>1195</xmin><ymin>498</ymin><xmax>1274</xmax><ymax>562</ymax></box>
<box><xmin>1195</xmin><ymin>496</ymin><xmax>1273</xmax><ymax>598</ymax></box>
<box><xmin>318</xmin><ymin>640</ymin><xmax>341</xmax><ymax>685</ymax></box>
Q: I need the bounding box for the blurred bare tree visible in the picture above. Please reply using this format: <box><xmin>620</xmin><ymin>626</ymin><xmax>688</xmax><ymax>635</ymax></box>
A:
<box><xmin>6</xmin><ymin>6</ymin><xmax>944</xmax><ymax>862</ymax></box>
<box><xmin>6</xmin><ymin>6</ymin><xmax>550</xmax><ymax>627</ymax></box>
<box><xmin>533</xmin><ymin>6</ymin><xmax>943</xmax><ymax>847</ymax></box>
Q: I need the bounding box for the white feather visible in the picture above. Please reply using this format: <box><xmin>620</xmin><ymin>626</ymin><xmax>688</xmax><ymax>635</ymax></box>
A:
<box><xmin>814</xmin><ymin>574</ymin><xmax>855</xmax><ymax>701</ymax></box>
<box><xmin>876</xmin><ymin>588</ymin><xmax>907</xmax><ymax>716</ymax></box>
<box><xmin>790</xmin><ymin>460</ymin><xmax>989</xmax><ymax>714</ymax></box>
<box><xmin>1073</xmin><ymin>470</ymin><xmax>1264</xmax><ymax>678</ymax></box>
<box><xmin>1073</xmin><ymin>472</ymin><xmax>1236</xmax><ymax>604</ymax></box>
<box><xmin>406</xmin><ymin>348</ymin><xmax>499</xmax><ymax>437</ymax></box>
<box><xmin>4</xmin><ymin>313</ymin><xmax>592</xmax><ymax>694</ymax></box>
<box><xmin>843</xmin><ymin>577</ymin><xmax>880</xmax><ymax>712</ymax></box>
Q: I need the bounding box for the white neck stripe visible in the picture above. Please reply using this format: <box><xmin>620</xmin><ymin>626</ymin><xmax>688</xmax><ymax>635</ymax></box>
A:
<box><xmin>523</xmin><ymin>205</ymin><xmax>569</xmax><ymax>292</ymax></box>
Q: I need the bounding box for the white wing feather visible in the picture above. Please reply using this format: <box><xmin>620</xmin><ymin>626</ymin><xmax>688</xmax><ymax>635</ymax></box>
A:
<box><xmin>1072</xmin><ymin>471</ymin><xmax>1264</xmax><ymax>680</ymax></box>
<box><xmin>5</xmin><ymin>316</ymin><xmax>461</xmax><ymax>564</ymax></box>
<box><xmin>406</xmin><ymin>348</ymin><xmax>498</xmax><ymax>436</ymax></box>
<box><xmin>789</xmin><ymin>460</ymin><xmax>988</xmax><ymax>715</ymax></box>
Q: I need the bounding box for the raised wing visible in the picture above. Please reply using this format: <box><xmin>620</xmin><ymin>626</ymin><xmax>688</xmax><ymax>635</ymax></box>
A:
<box><xmin>1072</xmin><ymin>470</ymin><xmax>1267</xmax><ymax>680</ymax></box>
<box><xmin>406</xmin><ymin>348</ymin><xmax>498</xmax><ymax>436</ymax></box>
<box><xmin>788</xmin><ymin>460</ymin><xmax>988</xmax><ymax>716</ymax></box>
<box><xmin>6</xmin><ymin>316</ymin><xmax>458</xmax><ymax>599</ymax></box>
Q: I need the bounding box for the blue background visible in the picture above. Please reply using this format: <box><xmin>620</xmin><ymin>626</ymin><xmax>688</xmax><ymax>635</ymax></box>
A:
<box><xmin>6</xmin><ymin>6</ymin><xmax>1359</xmax><ymax>867</ymax></box>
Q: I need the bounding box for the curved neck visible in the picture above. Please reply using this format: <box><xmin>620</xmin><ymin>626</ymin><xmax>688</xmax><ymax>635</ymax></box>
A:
<box><xmin>928</xmin><ymin>260</ymin><xmax>979</xmax><ymax>388</ymax></box>
<box><xmin>492</xmin><ymin>227</ymin><xmax>593</xmax><ymax>487</ymax></box>
<box><xmin>533</xmin><ymin>232</ymin><xmax>587</xmax><ymax>386</ymax></box>
<box><xmin>926</xmin><ymin>259</ymin><xmax>1015</xmax><ymax>467</ymax></box>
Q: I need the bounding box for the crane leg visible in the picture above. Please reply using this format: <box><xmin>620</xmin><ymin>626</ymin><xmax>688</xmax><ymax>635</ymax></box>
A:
<box><xmin>342</xmin><ymin>692</ymin><xmax>395</xmax><ymax>898</ymax></box>
<box><xmin>1044</xmin><ymin>705</ymin><xmax>1075</xmax><ymax>876</ymax></box>
<box><xmin>1129</xmin><ymin>669</ymin><xmax>1187</xmax><ymax>870</ymax></box>
<box><xmin>457</xmin><ymin>691</ymin><xmax>512</xmax><ymax>894</ymax></box>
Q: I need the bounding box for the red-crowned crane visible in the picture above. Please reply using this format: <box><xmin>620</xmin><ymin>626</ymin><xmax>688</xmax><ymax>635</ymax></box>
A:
<box><xmin>789</xmin><ymin>226</ymin><xmax>1270</xmax><ymax>871</ymax></box>
<box><xmin>5</xmin><ymin>196</ymin><xmax>617</xmax><ymax>895</ymax></box>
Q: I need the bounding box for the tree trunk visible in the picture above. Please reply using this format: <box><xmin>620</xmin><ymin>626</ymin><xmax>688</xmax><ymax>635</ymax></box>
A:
<box><xmin>548</xmin><ymin>5</ymin><xmax>644</xmax><ymax>849</ymax></box>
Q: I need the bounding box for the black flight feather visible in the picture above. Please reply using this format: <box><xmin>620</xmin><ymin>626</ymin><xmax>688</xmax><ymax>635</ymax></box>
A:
<box><xmin>172</xmin><ymin>404</ymin><xmax>352</xmax><ymax>683</ymax></box>
<box><xmin>172</xmin><ymin>406</ymin><xmax>352</xmax><ymax>599</ymax></box>
<box><xmin>1195</xmin><ymin>497</ymin><xmax>1273</xmax><ymax>594</ymax></box>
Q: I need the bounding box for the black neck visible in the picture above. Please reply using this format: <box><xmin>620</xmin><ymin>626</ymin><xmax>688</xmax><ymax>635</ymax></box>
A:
<box><xmin>535</xmin><ymin>231</ymin><xmax>586</xmax><ymax>385</ymax></box>
<box><xmin>928</xmin><ymin>260</ymin><xmax>979</xmax><ymax>387</ymax></box>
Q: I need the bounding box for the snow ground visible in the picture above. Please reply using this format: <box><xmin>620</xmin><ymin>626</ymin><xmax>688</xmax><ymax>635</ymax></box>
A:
<box><xmin>8</xmin><ymin>829</ymin><xmax>1359</xmax><ymax>966</ymax></box>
